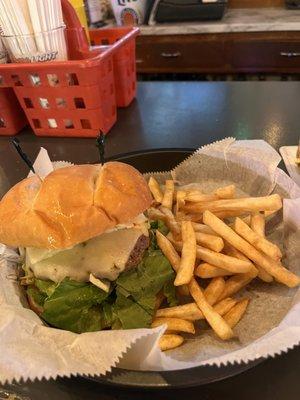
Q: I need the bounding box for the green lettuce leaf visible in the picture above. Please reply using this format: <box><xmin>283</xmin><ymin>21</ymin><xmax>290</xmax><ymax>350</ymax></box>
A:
<box><xmin>112</xmin><ymin>291</ymin><xmax>152</xmax><ymax>329</ymax></box>
<box><xmin>150</xmin><ymin>220</ymin><xmax>169</xmax><ymax>236</ymax></box>
<box><xmin>28</xmin><ymin>243</ymin><xmax>177</xmax><ymax>332</ymax></box>
<box><xmin>101</xmin><ymin>302</ymin><xmax>115</xmax><ymax>329</ymax></box>
<box><xmin>115</xmin><ymin>248</ymin><xmax>176</xmax><ymax>328</ymax></box>
<box><xmin>149</xmin><ymin>220</ymin><xmax>169</xmax><ymax>250</ymax></box>
<box><xmin>117</xmin><ymin>249</ymin><xmax>175</xmax><ymax>310</ymax></box>
<box><xmin>27</xmin><ymin>286</ymin><xmax>47</xmax><ymax>308</ymax></box>
<box><xmin>163</xmin><ymin>280</ymin><xmax>178</xmax><ymax>307</ymax></box>
<box><xmin>41</xmin><ymin>279</ymin><xmax>109</xmax><ymax>333</ymax></box>
<box><xmin>35</xmin><ymin>279</ymin><xmax>57</xmax><ymax>297</ymax></box>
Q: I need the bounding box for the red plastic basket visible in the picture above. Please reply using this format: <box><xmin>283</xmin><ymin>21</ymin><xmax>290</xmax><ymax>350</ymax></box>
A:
<box><xmin>90</xmin><ymin>27</ymin><xmax>137</xmax><ymax>108</ymax></box>
<box><xmin>0</xmin><ymin>0</ymin><xmax>139</xmax><ymax>138</ymax></box>
<box><xmin>0</xmin><ymin>88</ymin><xmax>27</xmax><ymax>136</ymax></box>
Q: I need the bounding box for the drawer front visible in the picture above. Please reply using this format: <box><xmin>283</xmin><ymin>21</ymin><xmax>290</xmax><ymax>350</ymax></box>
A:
<box><xmin>136</xmin><ymin>36</ymin><xmax>226</xmax><ymax>72</ymax></box>
<box><xmin>231</xmin><ymin>41</ymin><xmax>300</xmax><ymax>70</ymax></box>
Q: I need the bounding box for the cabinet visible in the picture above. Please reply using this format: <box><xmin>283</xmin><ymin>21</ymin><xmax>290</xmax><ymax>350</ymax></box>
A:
<box><xmin>230</xmin><ymin>38</ymin><xmax>300</xmax><ymax>72</ymax></box>
<box><xmin>136</xmin><ymin>32</ymin><xmax>300</xmax><ymax>74</ymax></box>
<box><xmin>136</xmin><ymin>34</ymin><xmax>227</xmax><ymax>73</ymax></box>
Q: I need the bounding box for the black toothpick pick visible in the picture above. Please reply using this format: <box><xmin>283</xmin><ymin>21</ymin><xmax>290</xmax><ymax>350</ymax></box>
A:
<box><xmin>11</xmin><ymin>138</ymin><xmax>42</xmax><ymax>180</ymax></box>
<box><xmin>96</xmin><ymin>131</ymin><xmax>106</xmax><ymax>166</ymax></box>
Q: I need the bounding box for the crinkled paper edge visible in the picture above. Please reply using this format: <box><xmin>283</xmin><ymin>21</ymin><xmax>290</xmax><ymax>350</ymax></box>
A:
<box><xmin>1</xmin><ymin>326</ymin><xmax>164</xmax><ymax>385</ymax></box>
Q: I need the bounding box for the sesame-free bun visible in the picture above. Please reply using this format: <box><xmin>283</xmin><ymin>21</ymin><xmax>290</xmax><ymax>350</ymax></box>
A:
<box><xmin>0</xmin><ymin>162</ymin><xmax>152</xmax><ymax>249</ymax></box>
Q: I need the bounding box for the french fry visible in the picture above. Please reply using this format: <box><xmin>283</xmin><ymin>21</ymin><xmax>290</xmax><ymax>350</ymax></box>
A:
<box><xmin>204</xmin><ymin>277</ymin><xmax>226</xmax><ymax>306</ymax></box>
<box><xmin>156</xmin><ymin>302</ymin><xmax>203</xmax><ymax>321</ymax></box>
<box><xmin>224</xmin><ymin>298</ymin><xmax>250</xmax><ymax>328</ymax></box>
<box><xmin>176</xmin><ymin>190</ymin><xmax>186</xmax><ymax>215</ymax></box>
<box><xmin>195</xmin><ymin>263</ymin><xmax>234</xmax><ymax>278</ymax></box>
<box><xmin>189</xmin><ymin>278</ymin><xmax>234</xmax><ymax>340</ymax></box>
<box><xmin>156</xmin><ymin>231</ymin><xmax>190</xmax><ymax>295</ymax></box>
<box><xmin>156</xmin><ymin>230</ymin><xmax>180</xmax><ymax>271</ymax></box>
<box><xmin>185</xmin><ymin>192</ymin><xmax>218</xmax><ymax>203</ymax></box>
<box><xmin>184</xmin><ymin>194</ymin><xmax>282</xmax><ymax>214</ymax></box>
<box><xmin>161</xmin><ymin>180</ymin><xmax>175</xmax><ymax>210</ymax></box>
<box><xmin>148</xmin><ymin>207</ymin><xmax>166</xmax><ymax>222</ymax></box>
<box><xmin>224</xmin><ymin>242</ymin><xmax>250</xmax><ymax>261</ymax></box>
<box><xmin>226</xmin><ymin>211</ymin><xmax>276</xmax><ymax>226</ymax></box>
<box><xmin>221</xmin><ymin>243</ymin><xmax>257</xmax><ymax>302</ymax></box>
<box><xmin>195</xmin><ymin>232</ymin><xmax>224</xmax><ymax>252</ymax></box>
<box><xmin>159</xmin><ymin>206</ymin><xmax>181</xmax><ymax>237</ymax></box>
<box><xmin>215</xmin><ymin>185</ymin><xmax>236</xmax><ymax>199</ymax></box>
<box><xmin>224</xmin><ymin>243</ymin><xmax>258</xmax><ymax>276</ymax></box>
<box><xmin>218</xmin><ymin>272</ymin><xmax>256</xmax><ymax>301</ymax></box>
<box><xmin>265</xmin><ymin>210</ymin><xmax>278</xmax><ymax>218</ymax></box>
<box><xmin>185</xmin><ymin>213</ymin><xmax>205</xmax><ymax>222</ymax></box>
<box><xmin>184</xmin><ymin>187</ymin><xmax>203</xmax><ymax>195</ymax></box>
<box><xmin>250</xmin><ymin>214</ymin><xmax>274</xmax><ymax>283</ymax></box>
<box><xmin>224</xmin><ymin>243</ymin><xmax>267</xmax><ymax>284</ymax></box>
<box><xmin>174</xmin><ymin>221</ymin><xmax>197</xmax><ymax>286</ymax></box>
<box><xmin>152</xmin><ymin>317</ymin><xmax>195</xmax><ymax>334</ymax></box>
<box><xmin>255</xmin><ymin>265</ymin><xmax>274</xmax><ymax>283</ymax></box>
<box><xmin>234</xmin><ymin>217</ymin><xmax>282</xmax><ymax>261</ymax></box>
<box><xmin>251</xmin><ymin>212</ymin><xmax>265</xmax><ymax>237</ymax></box>
<box><xmin>229</xmin><ymin>215</ymin><xmax>252</xmax><ymax>228</ymax></box>
<box><xmin>172</xmin><ymin>240</ymin><xmax>253</xmax><ymax>274</ymax></box>
<box><xmin>203</xmin><ymin>211</ymin><xmax>300</xmax><ymax>288</ymax></box>
<box><xmin>175</xmin><ymin>210</ymin><xmax>189</xmax><ymax>222</ymax></box>
<box><xmin>159</xmin><ymin>334</ymin><xmax>184</xmax><ymax>351</ymax></box>
<box><xmin>156</xmin><ymin>297</ymin><xmax>237</xmax><ymax>321</ymax></box>
<box><xmin>214</xmin><ymin>297</ymin><xmax>238</xmax><ymax>316</ymax></box>
<box><xmin>191</xmin><ymin>222</ymin><xmax>217</xmax><ymax>235</ymax></box>
<box><xmin>215</xmin><ymin>211</ymin><xmax>251</xmax><ymax>220</ymax></box>
<box><xmin>148</xmin><ymin>177</ymin><xmax>163</xmax><ymax>203</ymax></box>
<box><xmin>184</xmin><ymin>210</ymin><xmax>249</xmax><ymax>222</ymax></box>
<box><xmin>196</xmin><ymin>246</ymin><xmax>253</xmax><ymax>274</ymax></box>
<box><xmin>184</xmin><ymin>185</ymin><xmax>235</xmax><ymax>203</ymax></box>
<box><xmin>241</xmin><ymin>215</ymin><xmax>251</xmax><ymax>225</ymax></box>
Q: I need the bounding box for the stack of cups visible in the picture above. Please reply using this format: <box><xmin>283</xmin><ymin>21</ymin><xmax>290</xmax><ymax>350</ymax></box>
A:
<box><xmin>110</xmin><ymin>0</ymin><xmax>149</xmax><ymax>25</ymax></box>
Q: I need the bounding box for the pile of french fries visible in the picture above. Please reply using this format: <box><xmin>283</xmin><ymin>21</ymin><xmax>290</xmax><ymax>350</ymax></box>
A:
<box><xmin>148</xmin><ymin>177</ymin><xmax>300</xmax><ymax>351</ymax></box>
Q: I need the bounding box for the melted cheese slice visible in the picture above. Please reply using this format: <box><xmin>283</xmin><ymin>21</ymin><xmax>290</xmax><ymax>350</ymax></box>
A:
<box><xmin>27</xmin><ymin>228</ymin><xmax>144</xmax><ymax>283</ymax></box>
<box><xmin>26</xmin><ymin>248</ymin><xmax>65</xmax><ymax>265</ymax></box>
<box><xmin>26</xmin><ymin>213</ymin><xmax>148</xmax><ymax>267</ymax></box>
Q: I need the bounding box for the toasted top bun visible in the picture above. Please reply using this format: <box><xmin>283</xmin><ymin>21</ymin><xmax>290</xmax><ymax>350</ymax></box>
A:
<box><xmin>0</xmin><ymin>162</ymin><xmax>152</xmax><ymax>249</ymax></box>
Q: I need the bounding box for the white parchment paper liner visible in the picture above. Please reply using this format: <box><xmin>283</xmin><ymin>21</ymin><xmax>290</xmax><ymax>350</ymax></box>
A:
<box><xmin>0</xmin><ymin>140</ymin><xmax>299</xmax><ymax>384</ymax></box>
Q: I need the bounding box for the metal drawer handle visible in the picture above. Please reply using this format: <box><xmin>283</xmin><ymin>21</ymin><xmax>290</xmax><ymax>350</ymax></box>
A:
<box><xmin>160</xmin><ymin>51</ymin><xmax>181</xmax><ymax>58</ymax></box>
<box><xmin>280</xmin><ymin>52</ymin><xmax>300</xmax><ymax>57</ymax></box>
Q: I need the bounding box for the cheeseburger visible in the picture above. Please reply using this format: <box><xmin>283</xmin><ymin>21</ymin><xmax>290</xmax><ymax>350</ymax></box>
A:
<box><xmin>0</xmin><ymin>162</ymin><xmax>176</xmax><ymax>333</ymax></box>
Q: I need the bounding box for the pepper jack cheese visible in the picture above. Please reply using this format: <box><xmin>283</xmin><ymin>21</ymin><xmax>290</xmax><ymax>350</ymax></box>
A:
<box><xmin>27</xmin><ymin>226</ymin><xmax>147</xmax><ymax>283</ymax></box>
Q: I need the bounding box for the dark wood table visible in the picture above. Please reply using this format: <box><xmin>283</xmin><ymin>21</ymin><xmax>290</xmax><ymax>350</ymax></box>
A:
<box><xmin>0</xmin><ymin>82</ymin><xmax>299</xmax><ymax>399</ymax></box>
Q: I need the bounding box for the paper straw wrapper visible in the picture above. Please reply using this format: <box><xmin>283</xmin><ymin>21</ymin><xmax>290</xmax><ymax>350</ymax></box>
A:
<box><xmin>0</xmin><ymin>139</ymin><xmax>299</xmax><ymax>384</ymax></box>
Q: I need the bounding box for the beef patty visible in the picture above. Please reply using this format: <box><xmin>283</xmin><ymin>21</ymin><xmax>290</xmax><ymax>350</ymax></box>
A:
<box><xmin>125</xmin><ymin>234</ymin><xmax>150</xmax><ymax>270</ymax></box>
